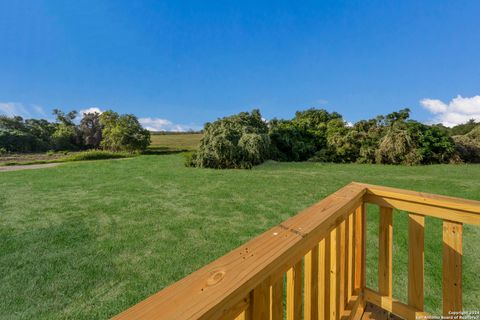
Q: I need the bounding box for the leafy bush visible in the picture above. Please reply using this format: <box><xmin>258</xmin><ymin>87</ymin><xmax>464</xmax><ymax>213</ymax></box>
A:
<box><xmin>453</xmin><ymin>126</ymin><xmax>480</xmax><ymax>163</ymax></box>
<box><xmin>324</xmin><ymin>119</ymin><xmax>361</xmax><ymax>163</ymax></box>
<box><xmin>100</xmin><ymin>111</ymin><xmax>150</xmax><ymax>152</ymax></box>
<box><xmin>269</xmin><ymin>120</ymin><xmax>316</xmax><ymax>161</ymax></box>
<box><xmin>64</xmin><ymin>150</ymin><xmax>132</xmax><ymax>161</ymax></box>
<box><xmin>52</xmin><ymin>124</ymin><xmax>79</xmax><ymax>150</ymax></box>
<box><xmin>183</xmin><ymin>151</ymin><xmax>196</xmax><ymax>167</ymax></box>
<box><xmin>408</xmin><ymin>122</ymin><xmax>456</xmax><ymax>164</ymax></box>
<box><xmin>191</xmin><ymin>109</ymin><xmax>271</xmax><ymax>169</ymax></box>
<box><xmin>375</xmin><ymin>122</ymin><xmax>421</xmax><ymax>165</ymax></box>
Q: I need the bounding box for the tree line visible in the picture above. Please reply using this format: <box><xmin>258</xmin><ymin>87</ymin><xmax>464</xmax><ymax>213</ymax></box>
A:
<box><xmin>187</xmin><ymin>108</ymin><xmax>480</xmax><ymax>169</ymax></box>
<box><xmin>0</xmin><ymin>109</ymin><xmax>150</xmax><ymax>153</ymax></box>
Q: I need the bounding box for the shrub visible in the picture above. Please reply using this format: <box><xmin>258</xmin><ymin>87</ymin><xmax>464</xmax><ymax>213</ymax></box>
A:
<box><xmin>65</xmin><ymin>150</ymin><xmax>131</xmax><ymax>161</ymax></box>
<box><xmin>183</xmin><ymin>151</ymin><xmax>197</xmax><ymax>167</ymax></box>
<box><xmin>191</xmin><ymin>109</ymin><xmax>270</xmax><ymax>169</ymax></box>
<box><xmin>453</xmin><ymin>126</ymin><xmax>480</xmax><ymax>163</ymax></box>
<box><xmin>100</xmin><ymin>111</ymin><xmax>150</xmax><ymax>152</ymax></box>
<box><xmin>375</xmin><ymin>122</ymin><xmax>422</xmax><ymax>165</ymax></box>
<box><xmin>269</xmin><ymin>120</ymin><xmax>316</xmax><ymax>161</ymax></box>
<box><xmin>408</xmin><ymin>122</ymin><xmax>456</xmax><ymax>164</ymax></box>
<box><xmin>52</xmin><ymin>124</ymin><xmax>79</xmax><ymax>150</ymax></box>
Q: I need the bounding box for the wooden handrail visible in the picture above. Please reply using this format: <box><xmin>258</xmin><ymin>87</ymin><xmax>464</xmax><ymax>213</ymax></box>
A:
<box><xmin>113</xmin><ymin>182</ymin><xmax>480</xmax><ymax>320</ymax></box>
<box><xmin>113</xmin><ymin>183</ymin><xmax>366</xmax><ymax>320</ymax></box>
<box><xmin>358</xmin><ymin>182</ymin><xmax>480</xmax><ymax>225</ymax></box>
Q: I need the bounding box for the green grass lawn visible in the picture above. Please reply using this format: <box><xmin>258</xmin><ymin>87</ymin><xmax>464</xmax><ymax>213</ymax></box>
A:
<box><xmin>149</xmin><ymin>133</ymin><xmax>202</xmax><ymax>151</ymax></box>
<box><xmin>0</xmin><ymin>154</ymin><xmax>479</xmax><ymax>319</ymax></box>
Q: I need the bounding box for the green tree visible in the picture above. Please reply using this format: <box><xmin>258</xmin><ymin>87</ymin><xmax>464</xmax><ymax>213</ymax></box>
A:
<box><xmin>79</xmin><ymin>112</ymin><xmax>103</xmax><ymax>148</ymax></box>
<box><xmin>99</xmin><ymin>110</ymin><xmax>150</xmax><ymax>152</ymax></box>
<box><xmin>51</xmin><ymin>109</ymin><xmax>80</xmax><ymax>150</ymax></box>
<box><xmin>269</xmin><ymin>119</ymin><xmax>316</xmax><ymax>161</ymax></box>
<box><xmin>192</xmin><ymin>109</ymin><xmax>270</xmax><ymax>168</ymax></box>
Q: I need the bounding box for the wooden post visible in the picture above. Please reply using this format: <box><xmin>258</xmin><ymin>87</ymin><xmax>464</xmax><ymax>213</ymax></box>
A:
<box><xmin>408</xmin><ymin>213</ymin><xmax>425</xmax><ymax>310</ymax></box>
<box><xmin>347</xmin><ymin>212</ymin><xmax>354</xmax><ymax>302</ymax></box>
<box><xmin>379</xmin><ymin>207</ymin><xmax>393</xmax><ymax>297</ymax></box>
<box><xmin>270</xmin><ymin>276</ymin><xmax>283</xmax><ymax>320</ymax></box>
<box><xmin>443</xmin><ymin>221</ymin><xmax>463</xmax><ymax>316</ymax></box>
<box><xmin>354</xmin><ymin>204</ymin><xmax>366</xmax><ymax>292</ymax></box>
<box><xmin>304</xmin><ymin>246</ymin><xmax>318</xmax><ymax>320</ymax></box>
<box><xmin>252</xmin><ymin>279</ymin><xmax>271</xmax><ymax>320</ymax></box>
<box><xmin>286</xmin><ymin>261</ymin><xmax>302</xmax><ymax>320</ymax></box>
<box><xmin>338</xmin><ymin>219</ymin><xmax>346</xmax><ymax>314</ymax></box>
<box><xmin>330</xmin><ymin>227</ymin><xmax>338</xmax><ymax>320</ymax></box>
<box><xmin>318</xmin><ymin>238</ymin><xmax>326</xmax><ymax>320</ymax></box>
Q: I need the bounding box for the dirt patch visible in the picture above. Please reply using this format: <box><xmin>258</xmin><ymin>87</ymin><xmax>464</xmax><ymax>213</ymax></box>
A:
<box><xmin>0</xmin><ymin>163</ymin><xmax>62</xmax><ymax>172</ymax></box>
<box><xmin>0</xmin><ymin>152</ymin><xmax>78</xmax><ymax>164</ymax></box>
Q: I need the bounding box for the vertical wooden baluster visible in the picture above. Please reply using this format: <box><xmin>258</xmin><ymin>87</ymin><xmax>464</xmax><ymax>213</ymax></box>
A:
<box><xmin>347</xmin><ymin>211</ymin><xmax>354</xmax><ymax>303</ymax></box>
<box><xmin>379</xmin><ymin>206</ymin><xmax>393</xmax><ymax>297</ymax></box>
<box><xmin>270</xmin><ymin>275</ymin><xmax>283</xmax><ymax>320</ymax></box>
<box><xmin>304</xmin><ymin>246</ymin><xmax>319</xmax><ymax>320</ymax></box>
<box><xmin>235</xmin><ymin>306</ymin><xmax>251</xmax><ymax>320</ymax></box>
<box><xmin>339</xmin><ymin>219</ymin><xmax>346</xmax><ymax>314</ymax></box>
<box><xmin>287</xmin><ymin>260</ymin><xmax>302</xmax><ymax>320</ymax></box>
<box><xmin>408</xmin><ymin>213</ymin><xmax>425</xmax><ymax>311</ymax></box>
<box><xmin>236</xmin><ymin>293</ymin><xmax>252</xmax><ymax>320</ymax></box>
<box><xmin>443</xmin><ymin>221</ymin><xmax>463</xmax><ymax>316</ymax></box>
<box><xmin>330</xmin><ymin>227</ymin><xmax>338</xmax><ymax>320</ymax></box>
<box><xmin>252</xmin><ymin>279</ymin><xmax>271</xmax><ymax>320</ymax></box>
<box><xmin>318</xmin><ymin>238</ymin><xmax>326</xmax><ymax>320</ymax></box>
<box><xmin>354</xmin><ymin>204</ymin><xmax>366</xmax><ymax>293</ymax></box>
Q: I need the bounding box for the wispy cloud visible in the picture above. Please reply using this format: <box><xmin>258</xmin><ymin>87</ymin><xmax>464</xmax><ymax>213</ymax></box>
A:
<box><xmin>32</xmin><ymin>104</ymin><xmax>47</xmax><ymax>117</ymax></box>
<box><xmin>420</xmin><ymin>95</ymin><xmax>480</xmax><ymax>127</ymax></box>
<box><xmin>139</xmin><ymin>117</ymin><xmax>202</xmax><ymax>132</ymax></box>
<box><xmin>0</xmin><ymin>102</ymin><xmax>31</xmax><ymax>117</ymax></box>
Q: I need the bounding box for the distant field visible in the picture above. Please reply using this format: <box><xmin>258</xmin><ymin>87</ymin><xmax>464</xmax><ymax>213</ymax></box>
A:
<box><xmin>149</xmin><ymin>133</ymin><xmax>203</xmax><ymax>151</ymax></box>
<box><xmin>0</xmin><ymin>155</ymin><xmax>479</xmax><ymax>318</ymax></box>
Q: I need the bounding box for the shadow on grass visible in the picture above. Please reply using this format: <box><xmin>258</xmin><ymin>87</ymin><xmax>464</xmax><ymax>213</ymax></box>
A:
<box><xmin>142</xmin><ymin>147</ymin><xmax>192</xmax><ymax>155</ymax></box>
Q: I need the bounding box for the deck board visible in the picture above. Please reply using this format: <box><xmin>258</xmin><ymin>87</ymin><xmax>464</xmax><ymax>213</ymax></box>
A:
<box><xmin>361</xmin><ymin>302</ymin><xmax>403</xmax><ymax>320</ymax></box>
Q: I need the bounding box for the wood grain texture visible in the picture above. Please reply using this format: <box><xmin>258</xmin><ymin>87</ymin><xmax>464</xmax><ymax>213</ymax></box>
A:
<box><xmin>443</xmin><ymin>221</ymin><xmax>463</xmax><ymax>315</ymax></box>
<box><xmin>339</xmin><ymin>219</ymin><xmax>346</xmax><ymax>314</ymax></box>
<box><xmin>304</xmin><ymin>246</ymin><xmax>318</xmax><ymax>320</ymax></box>
<box><xmin>364</xmin><ymin>288</ymin><xmax>429</xmax><ymax>320</ymax></box>
<box><xmin>378</xmin><ymin>207</ymin><xmax>393</xmax><ymax>297</ymax></box>
<box><xmin>286</xmin><ymin>261</ymin><xmax>302</xmax><ymax>320</ymax></box>
<box><xmin>347</xmin><ymin>212</ymin><xmax>354</xmax><ymax>302</ymax></box>
<box><xmin>408</xmin><ymin>214</ymin><xmax>424</xmax><ymax>311</ymax></box>
<box><xmin>330</xmin><ymin>227</ymin><xmax>338</xmax><ymax>320</ymax></box>
<box><xmin>318</xmin><ymin>238</ymin><xmax>326</xmax><ymax>320</ymax></box>
<box><xmin>252</xmin><ymin>279</ymin><xmax>270</xmax><ymax>320</ymax></box>
<box><xmin>355</xmin><ymin>182</ymin><xmax>480</xmax><ymax>217</ymax></box>
<box><xmin>364</xmin><ymin>194</ymin><xmax>479</xmax><ymax>225</ymax></box>
<box><xmin>270</xmin><ymin>276</ymin><xmax>283</xmax><ymax>320</ymax></box>
<box><xmin>219</xmin><ymin>296</ymin><xmax>250</xmax><ymax>320</ymax></box>
<box><xmin>354</xmin><ymin>204</ymin><xmax>366</xmax><ymax>291</ymax></box>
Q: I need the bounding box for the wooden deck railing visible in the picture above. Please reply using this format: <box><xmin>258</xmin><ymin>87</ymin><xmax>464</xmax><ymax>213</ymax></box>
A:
<box><xmin>113</xmin><ymin>182</ymin><xmax>480</xmax><ymax>320</ymax></box>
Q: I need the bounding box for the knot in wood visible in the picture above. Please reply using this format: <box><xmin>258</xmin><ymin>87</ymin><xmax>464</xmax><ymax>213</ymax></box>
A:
<box><xmin>207</xmin><ymin>270</ymin><xmax>226</xmax><ymax>286</ymax></box>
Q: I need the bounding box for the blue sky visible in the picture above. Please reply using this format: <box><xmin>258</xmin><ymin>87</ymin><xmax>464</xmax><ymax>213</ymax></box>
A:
<box><xmin>1</xmin><ymin>1</ymin><xmax>480</xmax><ymax>130</ymax></box>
